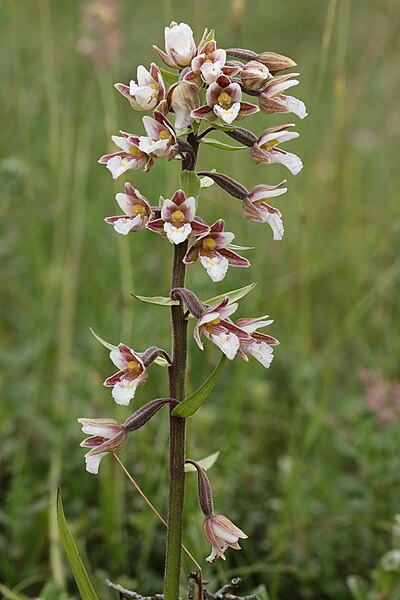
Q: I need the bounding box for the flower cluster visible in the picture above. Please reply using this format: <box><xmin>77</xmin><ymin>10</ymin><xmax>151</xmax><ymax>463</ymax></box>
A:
<box><xmin>80</xmin><ymin>19</ymin><xmax>307</xmax><ymax>570</ymax></box>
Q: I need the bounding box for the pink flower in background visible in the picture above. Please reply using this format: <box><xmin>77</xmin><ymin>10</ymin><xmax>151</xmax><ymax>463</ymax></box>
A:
<box><xmin>259</xmin><ymin>73</ymin><xmax>308</xmax><ymax>119</ymax></box>
<box><xmin>139</xmin><ymin>111</ymin><xmax>179</xmax><ymax>160</ymax></box>
<box><xmin>191</xmin><ymin>75</ymin><xmax>259</xmax><ymax>125</ymax></box>
<box><xmin>78</xmin><ymin>418</ymin><xmax>127</xmax><ymax>474</ymax></box>
<box><xmin>360</xmin><ymin>370</ymin><xmax>400</xmax><ymax>426</ymax></box>
<box><xmin>203</xmin><ymin>514</ymin><xmax>248</xmax><ymax>563</ymax></box>
<box><xmin>193</xmin><ymin>298</ymin><xmax>250</xmax><ymax>360</ymax></box>
<box><xmin>115</xmin><ymin>63</ymin><xmax>165</xmax><ymax>111</ymax></box>
<box><xmin>184</xmin><ymin>219</ymin><xmax>249</xmax><ymax>282</ymax></box>
<box><xmin>153</xmin><ymin>22</ymin><xmax>197</xmax><ymax>68</ymax></box>
<box><xmin>76</xmin><ymin>0</ymin><xmax>122</xmax><ymax>66</ymax></box>
<box><xmin>235</xmin><ymin>315</ymin><xmax>279</xmax><ymax>368</ymax></box>
<box><xmin>252</xmin><ymin>124</ymin><xmax>303</xmax><ymax>175</ymax></box>
<box><xmin>242</xmin><ymin>182</ymin><xmax>288</xmax><ymax>240</ymax></box>
<box><xmin>147</xmin><ymin>189</ymin><xmax>209</xmax><ymax>244</ymax></box>
<box><xmin>98</xmin><ymin>132</ymin><xmax>153</xmax><ymax>179</ymax></box>
<box><xmin>105</xmin><ymin>183</ymin><xmax>152</xmax><ymax>235</ymax></box>
<box><xmin>104</xmin><ymin>343</ymin><xmax>148</xmax><ymax>405</ymax></box>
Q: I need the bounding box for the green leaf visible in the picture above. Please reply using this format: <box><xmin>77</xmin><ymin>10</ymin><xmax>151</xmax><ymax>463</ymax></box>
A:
<box><xmin>180</xmin><ymin>170</ymin><xmax>201</xmax><ymax>199</ymax></box>
<box><xmin>0</xmin><ymin>584</ymin><xmax>28</xmax><ymax>600</ymax></box>
<box><xmin>204</xmin><ymin>29</ymin><xmax>215</xmax><ymax>43</ymax></box>
<box><xmin>185</xmin><ymin>451</ymin><xmax>220</xmax><ymax>472</ymax></box>
<box><xmin>131</xmin><ymin>293</ymin><xmax>179</xmax><ymax>306</ymax></box>
<box><xmin>199</xmin><ymin>137</ymin><xmax>247</xmax><ymax>152</ymax></box>
<box><xmin>347</xmin><ymin>576</ymin><xmax>370</xmax><ymax>600</ymax></box>
<box><xmin>159</xmin><ymin>67</ymin><xmax>178</xmax><ymax>86</ymax></box>
<box><xmin>205</xmin><ymin>282</ymin><xmax>257</xmax><ymax>307</ymax></box>
<box><xmin>211</xmin><ymin>121</ymin><xmax>236</xmax><ymax>132</ymax></box>
<box><xmin>172</xmin><ymin>355</ymin><xmax>226</xmax><ymax>418</ymax></box>
<box><xmin>56</xmin><ymin>488</ymin><xmax>99</xmax><ymax>600</ymax></box>
<box><xmin>229</xmin><ymin>244</ymin><xmax>255</xmax><ymax>251</ymax></box>
<box><xmin>90</xmin><ymin>328</ymin><xmax>116</xmax><ymax>351</ymax></box>
<box><xmin>154</xmin><ymin>356</ymin><xmax>170</xmax><ymax>367</ymax></box>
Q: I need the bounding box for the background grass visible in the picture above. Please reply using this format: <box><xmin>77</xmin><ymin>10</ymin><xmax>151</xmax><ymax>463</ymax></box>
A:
<box><xmin>1</xmin><ymin>0</ymin><xmax>400</xmax><ymax>598</ymax></box>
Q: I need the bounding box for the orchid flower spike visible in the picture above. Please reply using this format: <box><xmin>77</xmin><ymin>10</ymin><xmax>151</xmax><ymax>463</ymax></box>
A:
<box><xmin>115</xmin><ymin>63</ymin><xmax>165</xmax><ymax>111</ymax></box>
<box><xmin>105</xmin><ymin>183</ymin><xmax>153</xmax><ymax>235</ymax></box>
<box><xmin>98</xmin><ymin>131</ymin><xmax>153</xmax><ymax>179</ymax></box>
<box><xmin>78</xmin><ymin>418</ymin><xmax>128</xmax><ymax>475</ymax></box>
<box><xmin>193</xmin><ymin>297</ymin><xmax>250</xmax><ymax>360</ymax></box>
<box><xmin>191</xmin><ymin>75</ymin><xmax>259</xmax><ymax>126</ymax></box>
<box><xmin>104</xmin><ymin>343</ymin><xmax>148</xmax><ymax>405</ymax></box>
<box><xmin>259</xmin><ymin>73</ymin><xmax>308</xmax><ymax>119</ymax></box>
<box><xmin>243</xmin><ymin>181</ymin><xmax>288</xmax><ymax>240</ymax></box>
<box><xmin>147</xmin><ymin>189</ymin><xmax>209</xmax><ymax>245</ymax></box>
<box><xmin>235</xmin><ymin>315</ymin><xmax>280</xmax><ymax>368</ymax></box>
<box><xmin>185</xmin><ymin>459</ymin><xmax>247</xmax><ymax>563</ymax></box>
<box><xmin>252</xmin><ymin>124</ymin><xmax>303</xmax><ymax>175</ymax></box>
<box><xmin>153</xmin><ymin>22</ymin><xmax>196</xmax><ymax>69</ymax></box>
<box><xmin>184</xmin><ymin>219</ymin><xmax>249</xmax><ymax>282</ymax></box>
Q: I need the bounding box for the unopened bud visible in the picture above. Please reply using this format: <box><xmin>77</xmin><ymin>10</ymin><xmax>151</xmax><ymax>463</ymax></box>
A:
<box><xmin>225</xmin><ymin>47</ymin><xmax>258</xmax><ymax>62</ymax></box>
<box><xmin>226</xmin><ymin>127</ymin><xmax>257</xmax><ymax>147</ymax></box>
<box><xmin>240</xmin><ymin>60</ymin><xmax>270</xmax><ymax>92</ymax></box>
<box><xmin>167</xmin><ymin>81</ymin><xmax>200</xmax><ymax>131</ymax></box>
<box><xmin>185</xmin><ymin>459</ymin><xmax>214</xmax><ymax>517</ymax></box>
<box><xmin>257</xmin><ymin>51</ymin><xmax>297</xmax><ymax>74</ymax></box>
<box><xmin>123</xmin><ymin>398</ymin><xmax>178</xmax><ymax>432</ymax></box>
<box><xmin>197</xmin><ymin>171</ymin><xmax>248</xmax><ymax>200</ymax></box>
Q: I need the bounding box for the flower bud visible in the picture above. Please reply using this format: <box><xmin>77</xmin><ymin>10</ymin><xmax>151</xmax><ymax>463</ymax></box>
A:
<box><xmin>185</xmin><ymin>460</ymin><xmax>214</xmax><ymax>517</ymax></box>
<box><xmin>240</xmin><ymin>60</ymin><xmax>270</xmax><ymax>92</ymax></box>
<box><xmin>225</xmin><ymin>47</ymin><xmax>259</xmax><ymax>62</ymax></box>
<box><xmin>167</xmin><ymin>81</ymin><xmax>200</xmax><ymax>131</ymax></box>
<box><xmin>197</xmin><ymin>171</ymin><xmax>248</xmax><ymax>200</ymax></box>
<box><xmin>226</xmin><ymin>127</ymin><xmax>258</xmax><ymax>147</ymax></box>
<box><xmin>257</xmin><ymin>51</ymin><xmax>297</xmax><ymax>74</ymax></box>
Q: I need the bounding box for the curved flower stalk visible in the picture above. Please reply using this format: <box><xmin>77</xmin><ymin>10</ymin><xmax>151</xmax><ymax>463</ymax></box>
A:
<box><xmin>98</xmin><ymin>131</ymin><xmax>153</xmax><ymax>179</ymax></box>
<box><xmin>81</xmin><ymin>17</ymin><xmax>307</xmax><ymax>600</ymax></box>
<box><xmin>147</xmin><ymin>189</ymin><xmax>209</xmax><ymax>244</ymax></box>
<box><xmin>184</xmin><ymin>219</ymin><xmax>249</xmax><ymax>282</ymax></box>
<box><xmin>105</xmin><ymin>182</ymin><xmax>152</xmax><ymax>234</ymax></box>
<box><xmin>191</xmin><ymin>75</ymin><xmax>259</xmax><ymax>125</ymax></box>
<box><xmin>251</xmin><ymin>124</ymin><xmax>303</xmax><ymax>175</ymax></box>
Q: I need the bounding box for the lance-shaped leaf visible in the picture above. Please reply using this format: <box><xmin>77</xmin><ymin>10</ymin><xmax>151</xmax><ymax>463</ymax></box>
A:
<box><xmin>56</xmin><ymin>489</ymin><xmax>99</xmax><ymax>600</ymax></box>
<box><xmin>205</xmin><ymin>282</ymin><xmax>257</xmax><ymax>306</ymax></box>
<box><xmin>199</xmin><ymin>137</ymin><xmax>247</xmax><ymax>151</ymax></box>
<box><xmin>89</xmin><ymin>328</ymin><xmax>117</xmax><ymax>350</ymax></box>
<box><xmin>172</xmin><ymin>355</ymin><xmax>226</xmax><ymax>418</ymax></box>
<box><xmin>154</xmin><ymin>356</ymin><xmax>170</xmax><ymax>367</ymax></box>
<box><xmin>159</xmin><ymin>67</ymin><xmax>179</xmax><ymax>86</ymax></box>
<box><xmin>180</xmin><ymin>170</ymin><xmax>201</xmax><ymax>199</ymax></box>
<box><xmin>185</xmin><ymin>451</ymin><xmax>220</xmax><ymax>472</ymax></box>
<box><xmin>131</xmin><ymin>293</ymin><xmax>179</xmax><ymax>306</ymax></box>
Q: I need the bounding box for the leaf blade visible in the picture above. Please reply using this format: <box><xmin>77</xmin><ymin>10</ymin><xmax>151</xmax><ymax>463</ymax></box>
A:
<box><xmin>56</xmin><ymin>489</ymin><xmax>99</xmax><ymax>600</ymax></box>
<box><xmin>131</xmin><ymin>293</ymin><xmax>179</xmax><ymax>306</ymax></box>
<box><xmin>205</xmin><ymin>282</ymin><xmax>257</xmax><ymax>307</ymax></box>
<box><xmin>199</xmin><ymin>137</ymin><xmax>247</xmax><ymax>151</ymax></box>
<box><xmin>159</xmin><ymin>67</ymin><xmax>179</xmax><ymax>86</ymax></box>
<box><xmin>185</xmin><ymin>451</ymin><xmax>220</xmax><ymax>472</ymax></box>
<box><xmin>172</xmin><ymin>355</ymin><xmax>226</xmax><ymax>418</ymax></box>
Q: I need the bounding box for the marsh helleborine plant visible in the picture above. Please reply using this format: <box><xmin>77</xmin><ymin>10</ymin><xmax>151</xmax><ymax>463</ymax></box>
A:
<box><xmin>79</xmin><ymin>20</ymin><xmax>307</xmax><ymax>600</ymax></box>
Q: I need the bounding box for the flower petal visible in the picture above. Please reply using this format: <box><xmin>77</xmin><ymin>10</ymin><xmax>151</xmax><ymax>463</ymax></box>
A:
<box><xmin>164</xmin><ymin>222</ymin><xmax>192</xmax><ymax>244</ymax></box>
<box><xmin>200</xmin><ymin>252</ymin><xmax>229</xmax><ymax>282</ymax></box>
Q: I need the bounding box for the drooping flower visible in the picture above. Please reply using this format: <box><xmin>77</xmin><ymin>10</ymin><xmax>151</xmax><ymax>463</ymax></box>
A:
<box><xmin>104</xmin><ymin>343</ymin><xmax>148</xmax><ymax>405</ymax></box>
<box><xmin>147</xmin><ymin>189</ymin><xmax>209</xmax><ymax>244</ymax></box>
<box><xmin>114</xmin><ymin>63</ymin><xmax>165</xmax><ymax>111</ymax></box>
<box><xmin>242</xmin><ymin>182</ymin><xmax>288</xmax><ymax>240</ymax></box>
<box><xmin>98</xmin><ymin>131</ymin><xmax>153</xmax><ymax>179</ymax></box>
<box><xmin>252</xmin><ymin>124</ymin><xmax>303</xmax><ymax>175</ymax></box>
<box><xmin>184</xmin><ymin>219</ymin><xmax>249</xmax><ymax>282</ymax></box>
<box><xmin>139</xmin><ymin>111</ymin><xmax>179</xmax><ymax>160</ymax></box>
<box><xmin>235</xmin><ymin>315</ymin><xmax>279</xmax><ymax>368</ymax></box>
<box><xmin>78</xmin><ymin>418</ymin><xmax>128</xmax><ymax>474</ymax></box>
<box><xmin>191</xmin><ymin>75</ymin><xmax>259</xmax><ymax>125</ymax></box>
<box><xmin>153</xmin><ymin>21</ymin><xmax>196</xmax><ymax>68</ymax></box>
<box><xmin>105</xmin><ymin>183</ymin><xmax>152</xmax><ymax>235</ymax></box>
<box><xmin>193</xmin><ymin>298</ymin><xmax>250</xmax><ymax>359</ymax></box>
<box><xmin>259</xmin><ymin>73</ymin><xmax>308</xmax><ymax>119</ymax></box>
<box><xmin>203</xmin><ymin>514</ymin><xmax>248</xmax><ymax>563</ymax></box>
<box><xmin>240</xmin><ymin>60</ymin><xmax>270</xmax><ymax>92</ymax></box>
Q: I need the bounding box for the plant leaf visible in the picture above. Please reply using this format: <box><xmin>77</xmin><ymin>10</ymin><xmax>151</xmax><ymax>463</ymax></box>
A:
<box><xmin>185</xmin><ymin>451</ymin><xmax>220</xmax><ymax>472</ymax></box>
<box><xmin>0</xmin><ymin>584</ymin><xmax>28</xmax><ymax>600</ymax></box>
<box><xmin>172</xmin><ymin>355</ymin><xmax>226</xmax><ymax>418</ymax></box>
<box><xmin>211</xmin><ymin>121</ymin><xmax>236</xmax><ymax>132</ymax></box>
<box><xmin>90</xmin><ymin>328</ymin><xmax>117</xmax><ymax>351</ymax></box>
<box><xmin>205</xmin><ymin>282</ymin><xmax>257</xmax><ymax>307</ymax></box>
<box><xmin>199</xmin><ymin>137</ymin><xmax>247</xmax><ymax>151</ymax></box>
<box><xmin>154</xmin><ymin>356</ymin><xmax>170</xmax><ymax>367</ymax></box>
<box><xmin>204</xmin><ymin>29</ymin><xmax>215</xmax><ymax>43</ymax></box>
<box><xmin>159</xmin><ymin>67</ymin><xmax>178</xmax><ymax>86</ymax></box>
<box><xmin>131</xmin><ymin>293</ymin><xmax>179</xmax><ymax>306</ymax></box>
<box><xmin>180</xmin><ymin>170</ymin><xmax>201</xmax><ymax>199</ymax></box>
<box><xmin>228</xmin><ymin>244</ymin><xmax>255</xmax><ymax>251</ymax></box>
<box><xmin>56</xmin><ymin>488</ymin><xmax>99</xmax><ymax>600</ymax></box>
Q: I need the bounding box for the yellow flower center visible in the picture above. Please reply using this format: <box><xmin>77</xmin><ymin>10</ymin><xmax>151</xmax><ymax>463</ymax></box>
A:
<box><xmin>129</xmin><ymin>145</ymin><xmax>145</xmax><ymax>158</ymax></box>
<box><xmin>208</xmin><ymin>318</ymin><xmax>220</xmax><ymax>326</ymax></box>
<box><xmin>171</xmin><ymin>209</ymin><xmax>185</xmax><ymax>224</ymax></box>
<box><xmin>204</xmin><ymin>59</ymin><xmax>213</xmax><ymax>64</ymax></box>
<box><xmin>261</xmin><ymin>138</ymin><xmax>279</xmax><ymax>150</ymax></box>
<box><xmin>159</xmin><ymin>129</ymin><xmax>172</xmax><ymax>141</ymax></box>
<box><xmin>255</xmin><ymin>198</ymin><xmax>269</xmax><ymax>205</ymax></box>
<box><xmin>218</xmin><ymin>91</ymin><xmax>232</xmax><ymax>109</ymax></box>
<box><xmin>149</xmin><ymin>82</ymin><xmax>158</xmax><ymax>92</ymax></box>
<box><xmin>127</xmin><ymin>360</ymin><xmax>141</xmax><ymax>374</ymax></box>
<box><xmin>202</xmin><ymin>238</ymin><xmax>216</xmax><ymax>250</ymax></box>
<box><xmin>132</xmin><ymin>205</ymin><xmax>147</xmax><ymax>216</ymax></box>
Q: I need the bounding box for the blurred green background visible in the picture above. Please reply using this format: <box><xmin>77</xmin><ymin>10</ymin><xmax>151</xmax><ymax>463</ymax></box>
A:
<box><xmin>1</xmin><ymin>0</ymin><xmax>400</xmax><ymax>598</ymax></box>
